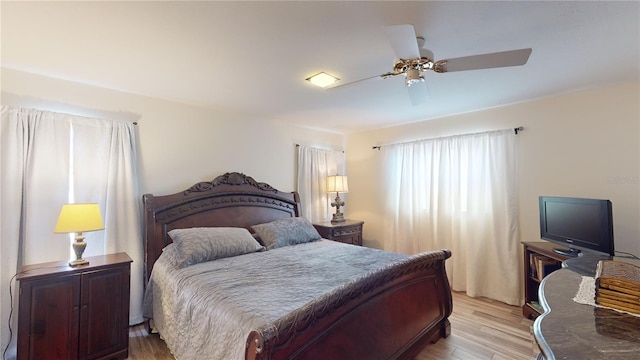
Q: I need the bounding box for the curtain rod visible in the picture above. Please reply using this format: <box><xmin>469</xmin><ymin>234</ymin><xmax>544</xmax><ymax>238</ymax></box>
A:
<box><xmin>296</xmin><ymin>144</ymin><xmax>344</xmax><ymax>153</ymax></box>
<box><xmin>372</xmin><ymin>126</ymin><xmax>524</xmax><ymax>150</ymax></box>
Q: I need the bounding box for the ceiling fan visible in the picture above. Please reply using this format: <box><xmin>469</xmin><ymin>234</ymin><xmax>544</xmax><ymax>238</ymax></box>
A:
<box><xmin>331</xmin><ymin>24</ymin><xmax>532</xmax><ymax>105</ymax></box>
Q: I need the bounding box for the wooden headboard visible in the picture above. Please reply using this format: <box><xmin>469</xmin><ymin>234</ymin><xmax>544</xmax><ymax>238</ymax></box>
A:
<box><xmin>142</xmin><ymin>172</ymin><xmax>301</xmax><ymax>284</ymax></box>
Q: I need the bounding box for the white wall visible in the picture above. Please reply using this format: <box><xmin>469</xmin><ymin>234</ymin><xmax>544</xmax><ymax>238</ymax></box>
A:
<box><xmin>346</xmin><ymin>82</ymin><xmax>640</xmax><ymax>258</ymax></box>
<box><xmin>1</xmin><ymin>68</ymin><xmax>343</xmax><ymax>194</ymax></box>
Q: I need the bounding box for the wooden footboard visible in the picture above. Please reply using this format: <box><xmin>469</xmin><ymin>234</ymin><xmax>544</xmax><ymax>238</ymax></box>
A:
<box><xmin>245</xmin><ymin>249</ymin><xmax>452</xmax><ymax>360</ymax></box>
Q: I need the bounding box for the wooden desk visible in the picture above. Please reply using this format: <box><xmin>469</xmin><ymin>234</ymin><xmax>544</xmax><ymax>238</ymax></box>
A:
<box><xmin>534</xmin><ymin>255</ymin><xmax>640</xmax><ymax>360</ymax></box>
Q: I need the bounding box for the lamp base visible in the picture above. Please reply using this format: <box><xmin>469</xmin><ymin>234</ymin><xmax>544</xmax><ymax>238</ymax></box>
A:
<box><xmin>331</xmin><ymin>192</ymin><xmax>346</xmax><ymax>224</ymax></box>
<box><xmin>70</xmin><ymin>233</ymin><xmax>89</xmax><ymax>267</ymax></box>
<box><xmin>69</xmin><ymin>258</ymin><xmax>89</xmax><ymax>267</ymax></box>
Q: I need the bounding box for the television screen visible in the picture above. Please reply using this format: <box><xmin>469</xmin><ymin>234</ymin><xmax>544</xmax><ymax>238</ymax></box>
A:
<box><xmin>539</xmin><ymin>196</ymin><xmax>614</xmax><ymax>257</ymax></box>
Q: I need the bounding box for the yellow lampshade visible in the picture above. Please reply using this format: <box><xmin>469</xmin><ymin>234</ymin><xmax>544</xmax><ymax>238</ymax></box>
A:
<box><xmin>54</xmin><ymin>203</ymin><xmax>105</xmax><ymax>233</ymax></box>
<box><xmin>327</xmin><ymin>175</ymin><xmax>349</xmax><ymax>193</ymax></box>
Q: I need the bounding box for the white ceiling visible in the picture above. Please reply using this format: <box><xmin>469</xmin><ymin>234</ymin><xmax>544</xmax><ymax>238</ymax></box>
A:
<box><xmin>2</xmin><ymin>1</ymin><xmax>639</xmax><ymax>134</ymax></box>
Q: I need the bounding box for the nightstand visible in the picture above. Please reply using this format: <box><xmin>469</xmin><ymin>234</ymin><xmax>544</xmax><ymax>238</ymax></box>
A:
<box><xmin>17</xmin><ymin>252</ymin><xmax>132</xmax><ymax>360</ymax></box>
<box><xmin>313</xmin><ymin>219</ymin><xmax>364</xmax><ymax>246</ymax></box>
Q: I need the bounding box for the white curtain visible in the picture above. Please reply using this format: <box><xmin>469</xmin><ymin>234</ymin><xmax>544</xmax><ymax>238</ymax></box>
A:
<box><xmin>296</xmin><ymin>145</ymin><xmax>345</xmax><ymax>222</ymax></box>
<box><xmin>0</xmin><ymin>106</ymin><xmax>142</xmax><ymax>358</ymax></box>
<box><xmin>381</xmin><ymin>129</ymin><xmax>520</xmax><ymax>305</ymax></box>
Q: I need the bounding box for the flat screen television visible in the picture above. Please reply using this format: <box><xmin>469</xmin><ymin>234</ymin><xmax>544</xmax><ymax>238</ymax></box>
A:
<box><xmin>539</xmin><ymin>196</ymin><xmax>614</xmax><ymax>257</ymax></box>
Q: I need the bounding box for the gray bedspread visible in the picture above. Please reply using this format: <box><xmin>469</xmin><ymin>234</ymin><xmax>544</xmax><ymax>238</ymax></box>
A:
<box><xmin>143</xmin><ymin>239</ymin><xmax>408</xmax><ymax>360</ymax></box>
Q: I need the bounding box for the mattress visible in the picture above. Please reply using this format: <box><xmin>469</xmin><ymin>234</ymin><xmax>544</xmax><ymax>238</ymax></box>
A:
<box><xmin>143</xmin><ymin>239</ymin><xmax>408</xmax><ymax>360</ymax></box>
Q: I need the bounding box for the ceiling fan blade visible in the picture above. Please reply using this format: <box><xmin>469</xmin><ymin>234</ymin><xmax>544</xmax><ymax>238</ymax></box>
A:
<box><xmin>385</xmin><ymin>24</ymin><xmax>421</xmax><ymax>59</ymax></box>
<box><xmin>407</xmin><ymin>81</ymin><xmax>429</xmax><ymax>105</ymax></box>
<box><xmin>440</xmin><ymin>48</ymin><xmax>532</xmax><ymax>72</ymax></box>
<box><xmin>419</xmin><ymin>47</ymin><xmax>434</xmax><ymax>61</ymax></box>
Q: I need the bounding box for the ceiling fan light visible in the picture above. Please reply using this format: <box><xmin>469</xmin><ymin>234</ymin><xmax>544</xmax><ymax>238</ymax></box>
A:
<box><xmin>306</xmin><ymin>72</ymin><xmax>340</xmax><ymax>88</ymax></box>
<box><xmin>405</xmin><ymin>68</ymin><xmax>424</xmax><ymax>87</ymax></box>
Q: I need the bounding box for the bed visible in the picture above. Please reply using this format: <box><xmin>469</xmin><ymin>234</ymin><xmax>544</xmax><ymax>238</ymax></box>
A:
<box><xmin>142</xmin><ymin>172</ymin><xmax>452</xmax><ymax>360</ymax></box>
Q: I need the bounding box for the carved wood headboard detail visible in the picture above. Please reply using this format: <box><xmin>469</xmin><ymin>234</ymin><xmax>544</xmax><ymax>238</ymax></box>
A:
<box><xmin>142</xmin><ymin>172</ymin><xmax>301</xmax><ymax>284</ymax></box>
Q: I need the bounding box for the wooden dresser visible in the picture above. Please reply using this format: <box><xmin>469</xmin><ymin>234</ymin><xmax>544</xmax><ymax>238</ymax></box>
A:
<box><xmin>17</xmin><ymin>252</ymin><xmax>132</xmax><ymax>360</ymax></box>
<box><xmin>313</xmin><ymin>219</ymin><xmax>364</xmax><ymax>246</ymax></box>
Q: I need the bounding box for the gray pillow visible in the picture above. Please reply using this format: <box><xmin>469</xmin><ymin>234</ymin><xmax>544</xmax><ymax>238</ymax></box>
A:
<box><xmin>251</xmin><ymin>217</ymin><xmax>321</xmax><ymax>250</ymax></box>
<box><xmin>160</xmin><ymin>243</ymin><xmax>183</xmax><ymax>267</ymax></box>
<box><xmin>167</xmin><ymin>227</ymin><xmax>264</xmax><ymax>268</ymax></box>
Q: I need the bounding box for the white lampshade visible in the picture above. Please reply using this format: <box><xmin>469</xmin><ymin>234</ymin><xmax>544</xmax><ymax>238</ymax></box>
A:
<box><xmin>54</xmin><ymin>203</ymin><xmax>105</xmax><ymax>233</ymax></box>
<box><xmin>327</xmin><ymin>175</ymin><xmax>349</xmax><ymax>193</ymax></box>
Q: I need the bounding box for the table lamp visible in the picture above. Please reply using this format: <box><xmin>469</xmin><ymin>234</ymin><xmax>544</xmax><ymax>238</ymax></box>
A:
<box><xmin>327</xmin><ymin>175</ymin><xmax>349</xmax><ymax>223</ymax></box>
<box><xmin>54</xmin><ymin>203</ymin><xmax>105</xmax><ymax>266</ymax></box>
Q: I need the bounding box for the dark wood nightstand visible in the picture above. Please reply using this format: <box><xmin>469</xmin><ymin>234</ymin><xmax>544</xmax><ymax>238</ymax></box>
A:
<box><xmin>17</xmin><ymin>252</ymin><xmax>132</xmax><ymax>360</ymax></box>
<box><xmin>313</xmin><ymin>219</ymin><xmax>364</xmax><ymax>246</ymax></box>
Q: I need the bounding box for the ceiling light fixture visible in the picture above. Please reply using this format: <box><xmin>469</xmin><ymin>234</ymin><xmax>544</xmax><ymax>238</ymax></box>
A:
<box><xmin>306</xmin><ymin>72</ymin><xmax>339</xmax><ymax>88</ymax></box>
<box><xmin>405</xmin><ymin>68</ymin><xmax>424</xmax><ymax>87</ymax></box>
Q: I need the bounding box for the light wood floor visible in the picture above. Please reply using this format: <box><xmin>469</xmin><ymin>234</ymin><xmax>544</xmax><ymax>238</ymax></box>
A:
<box><xmin>128</xmin><ymin>291</ymin><xmax>537</xmax><ymax>359</ymax></box>
<box><xmin>417</xmin><ymin>292</ymin><xmax>537</xmax><ymax>360</ymax></box>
